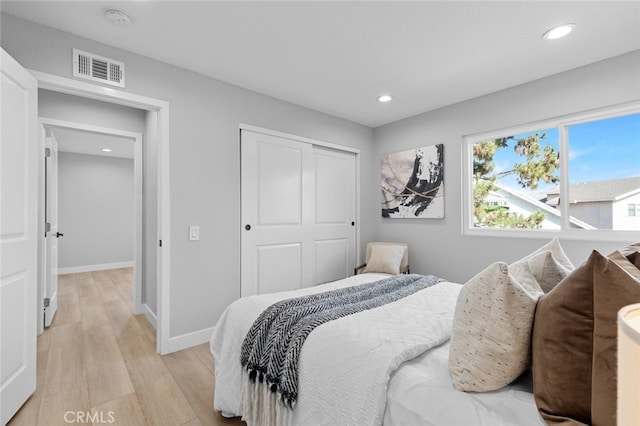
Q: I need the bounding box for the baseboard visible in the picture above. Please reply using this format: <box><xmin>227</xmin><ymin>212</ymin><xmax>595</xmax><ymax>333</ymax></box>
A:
<box><xmin>143</xmin><ymin>304</ymin><xmax>157</xmax><ymax>329</ymax></box>
<box><xmin>58</xmin><ymin>261</ymin><xmax>134</xmax><ymax>275</ymax></box>
<box><xmin>167</xmin><ymin>326</ymin><xmax>215</xmax><ymax>354</ymax></box>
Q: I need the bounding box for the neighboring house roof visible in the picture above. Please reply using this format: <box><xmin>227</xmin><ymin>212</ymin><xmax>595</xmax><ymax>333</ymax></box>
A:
<box><xmin>492</xmin><ymin>182</ymin><xmax>596</xmax><ymax>229</ymax></box>
<box><xmin>555</xmin><ymin>176</ymin><xmax>640</xmax><ymax>203</ymax></box>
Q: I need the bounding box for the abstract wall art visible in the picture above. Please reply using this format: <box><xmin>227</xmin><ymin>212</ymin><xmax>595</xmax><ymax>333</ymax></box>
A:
<box><xmin>381</xmin><ymin>144</ymin><xmax>444</xmax><ymax>218</ymax></box>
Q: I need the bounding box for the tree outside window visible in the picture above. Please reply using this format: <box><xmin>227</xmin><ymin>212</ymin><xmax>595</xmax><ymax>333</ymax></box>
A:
<box><xmin>469</xmin><ymin>110</ymin><xmax>640</xmax><ymax>233</ymax></box>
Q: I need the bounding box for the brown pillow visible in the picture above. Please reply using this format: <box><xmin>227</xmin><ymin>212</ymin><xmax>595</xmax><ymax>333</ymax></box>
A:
<box><xmin>618</xmin><ymin>241</ymin><xmax>640</xmax><ymax>258</ymax></box>
<box><xmin>532</xmin><ymin>251</ymin><xmax>598</xmax><ymax>425</ymax></box>
<box><xmin>532</xmin><ymin>247</ymin><xmax>640</xmax><ymax>426</ymax></box>
<box><xmin>591</xmin><ymin>249</ymin><xmax>640</xmax><ymax>426</ymax></box>
<box><xmin>617</xmin><ymin>242</ymin><xmax>640</xmax><ymax>269</ymax></box>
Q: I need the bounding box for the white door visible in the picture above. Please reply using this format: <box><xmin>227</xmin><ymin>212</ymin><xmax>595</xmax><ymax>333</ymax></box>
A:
<box><xmin>312</xmin><ymin>146</ymin><xmax>356</xmax><ymax>285</ymax></box>
<box><xmin>44</xmin><ymin>129</ymin><xmax>59</xmax><ymax>326</ymax></box>
<box><xmin>0</xmin><ymin>48</ymin><xmax>38</xmax><ymax>424</ymax></box>
<box><xmin>240</xmin><ymin>130</ymin><xmax>356</xmax><ymax>297</ymax></box>
<box><xmin>241</xmin><ymin>131</ymin><xmax>314</xmax><ymax>296</ymax></box>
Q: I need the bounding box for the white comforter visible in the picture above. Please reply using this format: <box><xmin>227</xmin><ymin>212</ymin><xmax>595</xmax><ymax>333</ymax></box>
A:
<box><xmin>384</xmin><ymin>342</ymin><xmax>545</xmax><ymax>426</ymax></box>
<box><xmin>211</xmin><ymin>273</ymin><xmax>462</xmax><ymax>426</ymax></box>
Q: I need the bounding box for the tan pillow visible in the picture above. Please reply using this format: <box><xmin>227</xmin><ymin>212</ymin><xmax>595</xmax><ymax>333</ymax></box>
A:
<box><xmin>363</xmin><ymin>244</ymin><xmax>405</xmax><ymax>275</ymax></box>
<box><xmin>592</xmin><ymin>249</ymin><xmax>640</xmax><ymax>426</ymax></box>
<box><xmin>449</xmin><ymin>255</ymin><xmax>545</xmax><ymax>392</ymax></box>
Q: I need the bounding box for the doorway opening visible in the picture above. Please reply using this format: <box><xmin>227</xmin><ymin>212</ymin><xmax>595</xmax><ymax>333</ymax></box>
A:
<box><xmin>40</xmin><ymin>118</ymin><xmax>143</xmax><ymax>331</ymax></box>
<box><xmin>31</xmin><ymin>70</ymin><xmax>171</xmax><ymax>354</ymax></box>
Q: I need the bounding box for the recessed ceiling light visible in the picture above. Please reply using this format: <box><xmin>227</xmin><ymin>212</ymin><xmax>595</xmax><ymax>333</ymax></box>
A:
<box><xmin>377</xmin><ymin>95</ymin><xmax>393</xmax><ymax>103</ymax></box>
<box><xmin>101</xmin><ymin>148</ymin><xmax>112</xmax><ymax>152</ymax></box>
<box><xmin>105</xmin><ymin>9</ymin><xmax>132</xmax><ymax>26</ymax></box>
<box><xmin>542</xmin><ymin>23</ymin><xmax>576</xmax><ymax>40</ymax></box>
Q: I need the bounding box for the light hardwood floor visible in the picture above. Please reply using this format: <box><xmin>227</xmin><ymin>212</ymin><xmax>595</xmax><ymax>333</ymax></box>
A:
<box><xmin>8</xmin><ymin>268</ymin><xmax>245</xmax><ymax>426</ymax></box>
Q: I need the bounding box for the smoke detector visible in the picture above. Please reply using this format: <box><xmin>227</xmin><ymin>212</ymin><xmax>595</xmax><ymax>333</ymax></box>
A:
<box><xmin>105</xmin><ymin>9</ymin><xmax>131</xmax><ymax>26</ymax></box>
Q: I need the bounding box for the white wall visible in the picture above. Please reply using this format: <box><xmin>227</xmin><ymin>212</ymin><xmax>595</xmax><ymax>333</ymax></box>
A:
<box><xmin>39</xmin><ymin>89</ymin><xmax>146</xmax><ymax>133</ymax></box>
<box><xmin>1</xmin><ymin>13</ymin><xmax>376</xmax><ymax>341</ymax></box>
<box><xmin>58</xmin><ymin>152</ymin><xmax>134</xmax><ymax>270</ymax></box>
<box><xmin>374</xmin><ymin>50</ymin><xmax>640</xmax><ymax>283</ymax></box>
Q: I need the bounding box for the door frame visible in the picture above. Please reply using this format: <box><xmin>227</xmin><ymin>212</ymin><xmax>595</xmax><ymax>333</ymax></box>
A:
<box><xmin>238</xmin><ymin>123</ymin><xmax>361</xmax><ymax>294</ymax></box>
<box><xmin>39</xmin><ymin>118</ymin><xmax>144</xmax><ymax>325</ymax></box>
<box><xmin>42</xmin><ymin>126</ymin><xmax>60</xmax><ymax>327</ymax></box>
<box><xmin>30</xmin><ymin>70</ymin><xmax>172</xmax><ymax>354</ymax></box>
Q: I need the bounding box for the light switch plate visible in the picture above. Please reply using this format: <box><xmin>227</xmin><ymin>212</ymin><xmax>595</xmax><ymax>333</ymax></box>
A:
<box><xmin>189</xmin><ymin>225</ymin><xmax>200</xmax><ymax>241</ymax></box>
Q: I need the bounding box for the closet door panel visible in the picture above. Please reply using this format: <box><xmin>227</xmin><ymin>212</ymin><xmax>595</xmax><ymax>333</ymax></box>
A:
<box><xmin>241</xmin><ymin>130</ymin><xmax>356</xmax><ymax>297</ymax></box>
<box><xmin>256</xmin><ymin>243</ymin><xmax>302</xmax><ymax>295</ymax></box>
<box><xmin>314</xmin><ymin>239</ymin><xmax>348</xmax><ymax>285</ymax></box>
<box><xmin>241</xmin><ymin>131</ymin><xmax>312</xmax><ymax>297</ymax></box>
<box><xmin>257</xmin><ymin>143</ymin><xmax>303</xmax><ymax>226</ymax></box>
<box><xmin>312</xmin><ymin>147</ymin><xmax>356</xmax><ymax>285</ymax></box>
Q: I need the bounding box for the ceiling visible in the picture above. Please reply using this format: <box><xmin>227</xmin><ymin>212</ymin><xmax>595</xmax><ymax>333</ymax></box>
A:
<box><xmin>50</xmin><ymin>127</ymin><xmax>134</xmax><ymax>159</ymax></box>
<box><xmin>2</xmin><ymin>1</ymin><xmax>639</xmax><ymax>128</ymax></box>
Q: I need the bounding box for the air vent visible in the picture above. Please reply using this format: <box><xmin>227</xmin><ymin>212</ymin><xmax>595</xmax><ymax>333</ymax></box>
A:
<box><xmin>72</xmin><ymin>49</ymin><xmax>125</xmax><ymax>87</ymax></box>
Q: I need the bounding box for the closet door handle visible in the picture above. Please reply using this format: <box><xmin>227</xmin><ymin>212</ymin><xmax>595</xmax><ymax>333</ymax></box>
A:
<box><xmin>55</xmin><ymin>232</ymin><xmax>64</xmax><ymax>238</ymax></box>
<box><xmin>245</xmin><ymin>224</ymin><xmax>251</xmax><ymax>231</ymax></box>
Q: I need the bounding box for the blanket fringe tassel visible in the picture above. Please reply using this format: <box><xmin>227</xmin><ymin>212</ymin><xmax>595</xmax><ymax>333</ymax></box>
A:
<box><xmin>239</xmin><ymin>369</ymin><xmax>291</xmax><ymax>426</ymax></box>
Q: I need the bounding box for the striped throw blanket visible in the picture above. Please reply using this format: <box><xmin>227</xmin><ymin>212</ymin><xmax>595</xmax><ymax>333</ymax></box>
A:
<box><xmin>238</xmin><ymin>273</ymin><xmax>442</xmax><ymax>420</ymax></box>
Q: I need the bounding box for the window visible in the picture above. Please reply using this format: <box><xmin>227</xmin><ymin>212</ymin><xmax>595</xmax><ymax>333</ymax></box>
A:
<box><xmin>464</xmin><ymin>104</ymin><xmax>640</xmax><ymax>239</ymax></box>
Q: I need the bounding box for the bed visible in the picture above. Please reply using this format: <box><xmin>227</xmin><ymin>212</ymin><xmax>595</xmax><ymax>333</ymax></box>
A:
<box><xmin>210</xmin><ymin>271</ymin><xmax>544</xmax><ymax>426</ymax></box>
<box><xmin>211</xmin><ymin>239</ymin><xmax>640</xmax><ymax>425</ymax></box>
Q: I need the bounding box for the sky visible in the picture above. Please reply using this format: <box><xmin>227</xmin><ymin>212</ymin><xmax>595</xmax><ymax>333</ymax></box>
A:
<box><xmin>489</xmin><ymin>112</ymin><xmax>640</xmax><ymax>194</ymax></box>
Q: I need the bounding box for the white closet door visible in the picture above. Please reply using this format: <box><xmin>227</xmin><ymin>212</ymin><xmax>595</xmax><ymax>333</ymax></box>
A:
<box><xmin>241</xmin><ymin>131</ymin><xmax>314</xmax><ymax>297</ymax></box>
<box><xmin>240</xmin><ymin>130</ymin><xmax>356</xmax><ymax>297</ymax></box>
<box><xmin>312</xmin><ymin>146</ymin><xmax>356</xmax><ymax>285</ymax></box>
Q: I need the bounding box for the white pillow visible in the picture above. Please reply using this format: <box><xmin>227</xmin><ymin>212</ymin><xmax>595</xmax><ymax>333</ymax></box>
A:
<box><xmin>363</xmin><ymin>245</ymin><xmax>405</xmax><ymax>275</ymax></box>
<box><xmin>526</xmin><ymin>238</ymin><xmax>575</xmax><ymax>276</ymax></box>
<box><xmin>448</xmin><ymin>249</ymin><xmax>569</xmax><ymax>392</ymax></box>
<box><xmin>525</xmin><ymin>250</ymin><xmax>571</xmax><ymax>293</ymax></box>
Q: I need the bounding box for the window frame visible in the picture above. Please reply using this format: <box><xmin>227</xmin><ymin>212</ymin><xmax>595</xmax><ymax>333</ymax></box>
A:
<box><xmin>462</xmin><ymin>101</ymin><xmax>640</xmax><ymax>241</ymax></box>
